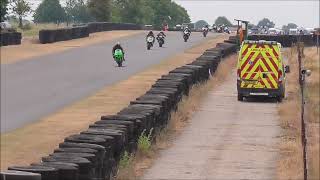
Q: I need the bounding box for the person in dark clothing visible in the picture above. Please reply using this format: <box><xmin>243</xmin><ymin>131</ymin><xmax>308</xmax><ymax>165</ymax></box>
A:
<box><xmin>157</xmin><ymin>31</ymin><xmax>166</xmax><ymax>37</ymax></box>
<box><xmin>147</xmin><ymin>30</ymin><xmax>154</xmax><ymax>37</ymax></box>
<box><xmin>112</xmin><ymin>42</ymin><xmax>125</xmax><ymax>61</ymax></box>
<box><xmin>146</xmin><ymin>31</ymin><xmax>155</xmax><ymax>45</ymax></box>
<box><xmin>183</xmin><ymin>27</ymin><xmax>191</xmax><ymax>35</ymax></box>
<box><xmin>157</xmin><ymin>31</ymin><xmax>166</xmax><ymax>44</ymax></box>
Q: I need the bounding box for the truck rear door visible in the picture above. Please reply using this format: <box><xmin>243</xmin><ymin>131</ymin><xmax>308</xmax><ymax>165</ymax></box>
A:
<box><xmin>240</xmin><ymin>43</ymin><xmax>279</xmax><ymax>89</ymax></box>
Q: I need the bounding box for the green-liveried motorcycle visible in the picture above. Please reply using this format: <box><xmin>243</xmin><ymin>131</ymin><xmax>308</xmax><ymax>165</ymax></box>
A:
<box><xmin>113</xmin><ymin>49</ymin><xmax>124</xmax><ymax>67</ymax></box>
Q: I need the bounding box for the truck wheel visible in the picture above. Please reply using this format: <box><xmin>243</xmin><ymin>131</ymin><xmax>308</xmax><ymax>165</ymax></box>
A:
<box><xmin>237</xmin><ymin>93</ymin><xmax>243</xmax><ymax>101</ymax></box>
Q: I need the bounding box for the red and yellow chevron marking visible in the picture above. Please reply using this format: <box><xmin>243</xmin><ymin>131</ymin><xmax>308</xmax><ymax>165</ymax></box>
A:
<box><xmin>239</xmin><ymin>43</ymin><xmax>280</xmax><ymax>89</ymax></box>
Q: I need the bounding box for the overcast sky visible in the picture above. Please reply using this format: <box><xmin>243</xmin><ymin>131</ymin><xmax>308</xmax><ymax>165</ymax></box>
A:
<box><xmin>173</xmin><ymin>0</ymin><xmax>319</xmax><ymax>28</ymax></box>
<box><xmin>25</xmin><ymin>0</ymin><xmax>319</xmax><ymax>28</ymax></box>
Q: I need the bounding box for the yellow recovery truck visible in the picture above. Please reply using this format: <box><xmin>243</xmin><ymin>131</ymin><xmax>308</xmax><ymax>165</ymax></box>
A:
<box><xmin>237</xmin><ymin>40</ymin><xmax>290</xmax><ymax>102</ymax></box>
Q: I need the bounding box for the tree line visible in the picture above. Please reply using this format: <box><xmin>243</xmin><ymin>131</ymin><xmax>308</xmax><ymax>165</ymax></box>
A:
<box><xmin>0</xmin><ymin>0</ymin><xmax>191</xmax><ymax>28</ymax></box>
<box><xmin>197</xmin><ymin>16</ymin><xmax>299</xmax><ymax>31</ymax></box>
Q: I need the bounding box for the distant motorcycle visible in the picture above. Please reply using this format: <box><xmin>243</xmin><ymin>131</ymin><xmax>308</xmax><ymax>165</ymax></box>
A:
<box><xmin>203</xmin><ymin>28</ymin><xmax>209</xmax><ymax>37</ymax></box>
<box><xmin>113</xmin><ymin>49</ymin><xmax>124</xmax><ymax>67</ymax></box>
<box><xmin>157</xmin><ymin>35</ymin><xmax>165</xmax><ymax>47</ymax></box>
<box><xmin>224</xmin><ymin>27</ymin><xmax>230</xmax><ymax>34</ymax></box>
<box><xmin>212</xmin><ymin>25</ymin><xmax>217</xmax><ymax>32</ymax></box>
<box><xmin>183</xmin><ymin>30</ymin><xmax>190</xmax><ymax>42</ymax></box>
<box><xmin>146</xmin><ymin>36</ymin><xmax>155</xmax><ymax>50</ymax></box>
<box><xmin>217</xmin><ymin>26</ymin><xmax>223</xmax><ymax>33</ymax></box>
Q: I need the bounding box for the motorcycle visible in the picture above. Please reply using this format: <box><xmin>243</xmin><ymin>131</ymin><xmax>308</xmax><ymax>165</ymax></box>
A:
<box><xmin>217</xmin><ymin>26</ymin><xmax>223</xmax><ymax>33</ymax></box>
<box><xmin>146</xmin><ymin>36</ymin><xmax>154</xmax><ymax>50</ymax></box>
<box><xmin>203</xmin><ymin>28</ymin><xmax>208</xmax><ymax>37</ymax></box>
<box><xmin>183</xmin><ymin>31</ymin><xmax>190</xmax><ymax>42</ymax></box>
<box><xmin>212</xmin><ymin>25</ymin><xmax>217</xmax><ymax>32</ymax></box>
<box><xmin>113</xmin><ymin>49</ymin><xmax>124</xmax><ymax>67</ymax></box>
<box><xmin>224</xmin><ymin>27</ymin><xmax>230</xmax><ymax>34</ymax></box>
<box><xmin>157</xmin><ymin>35</ymin><xmax>165</xmax><ymax>47</ymax></box>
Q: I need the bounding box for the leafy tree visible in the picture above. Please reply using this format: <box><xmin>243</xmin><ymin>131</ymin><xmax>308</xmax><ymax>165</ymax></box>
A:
<box><xmin>149</xmin><ymin>0</ymin><xmax>171</xmax><ymax>28</ymax></box>
<box><xmin>282</xmin><ymin>23</ymin><xmax>298</xmax><ymax>34</ymax></box>
<box><xmin>214</xmin><ymin>16</ymin><xmax>232</xmax><ymax>26</ymax></box>
<box><xmin>248</xmin><ymin>23</ymin><xmax>255</xmax><ymax>29</ymax></box>
<box><xmin>33</xmin><ymin>0</ymin><xmax>66</xmax><ymax>24</ymax></box>
<box><xmin>112</xmin><ymin>0</ymin><xmax>152</xmax><ymax>24</ymax></box>
<box><xmin>195</xmin><ymin>20</ymin><xmax>208</xmax><ymax>29</ymax></box>
<box><xmin>286</xmin><ymin>23</ymin><xmax>298</xmax><ymax>29</ymax></box>
<box><xmin>10</xmin><ymin>0</ymin><xmax>31</xmax><ymax>27</ymax></box>
<box><xmin>110</xmin><ymin>0</ymin><xmax>190</xmax><ymax>28</ymax></box>
<box><xmin>168</xmin><ymin>1</ymin><xmax>190</xmax><ymax>26</ymax></box>
<box><xmin>257</xmin><ymin>18</ymin><xmax>275</xmax><ymax>28</ymax></box>
<box><xmin>87</xmin><ymin>0</ymin><xmax>111</xmax><ymax>22</ymax></box>
<box><xmin>148</xmin><ymin>0</ymin><xmax>190</xmax><ymax>28</ymax></box>
<box><xmin>65</xmin><ymin>0</ymin><xmax>91</xmax><ymax>23</ymax></box>
<box><xmin>0</xmin><ymin>0</ymin><xmax>9</xmax><ymax>22</ymax></box>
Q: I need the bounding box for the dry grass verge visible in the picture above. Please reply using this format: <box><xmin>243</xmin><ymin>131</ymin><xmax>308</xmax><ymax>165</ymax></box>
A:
<box><xmin>277</xmin><ymin>47</ymin><xmax>319</xmax><ymax>180</ymax></box>
<box><xmin>0</xmin><ymin>30</ymin><xmax>143</xmax><ymax>64</ymax></box>
<box><xmin>116</xmin><ymin>55</ymin><xmax>237</xmax><ymax>179</ymax></box>
<box><xmin>0</xmin><ymin>34</ymin><xmax>228</xmax><ymax>170</ymax></box>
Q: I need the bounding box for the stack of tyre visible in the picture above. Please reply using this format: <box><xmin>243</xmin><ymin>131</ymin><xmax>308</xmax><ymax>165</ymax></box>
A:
<box><xmin>0</xmin><ymin>31</ymin><xmax>22</xmax><ymax>46</ymax></box>
<box><xmin>1</xmin><ymin>40</ymin><xmax>237</xmax><ymax>180</ymax></box>
<box><xmin>248</xmin><ymin>34</ymin><xmax>316</xmax><ymax>47</ymax></box>
<box><xmin>39</xmin><ymin>26</ymin><xmax>89</xmax><ymax>44</ymax></box>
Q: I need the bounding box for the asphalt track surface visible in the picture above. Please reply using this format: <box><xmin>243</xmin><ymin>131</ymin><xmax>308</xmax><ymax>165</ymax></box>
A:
<box><xmin>1</xmin><ymin>31</ymin><xmax>217</xmax><ymax>133</ymax></box>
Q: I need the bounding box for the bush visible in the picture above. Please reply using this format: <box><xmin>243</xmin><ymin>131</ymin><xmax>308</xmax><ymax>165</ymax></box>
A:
<box><xmin>137</xmin><ymin>128</ymin><xmax>153</xmax><ymax>154</ymax></box>
<box><xmin>119</xmin><ymin>151</ymin><xmax>133</xmax><ymax>169</ymax></box>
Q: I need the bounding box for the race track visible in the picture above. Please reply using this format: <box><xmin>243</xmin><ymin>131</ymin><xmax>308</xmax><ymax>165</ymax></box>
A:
<box><xmin>1</xmin><ymin>31</ymin><xmax>217</xmax><ymax>133</ymax></box>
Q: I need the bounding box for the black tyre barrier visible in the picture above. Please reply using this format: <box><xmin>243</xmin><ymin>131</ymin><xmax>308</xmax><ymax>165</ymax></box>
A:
<box><xmin>58</xmin><ymin>142</ymin><xmax>106</xmax><ymax>160</ymax></box>
<box><xmin>98</xmin><ymin>117</ymin><xmax>139</xmax><ymax>138</ymax></box>
<box><xmin>161</xmin><ymin>74</ymin><xmax>193</xmax><ymax>88</ymax></box>
<box><xmin>248</xmin><ymin>34</ymin><xmax>318</xmax><ymax>47</ymax></box>
<box><xmin>80</xmin><ymin>129</ymin><xmax>126</xmax><ymax>158</ymax></box>
<box><xmin>184</xmin><ymin>65</ymin><xmax>208</xmax><ymax>82</ymax></box>
<box><xmin>216</xmin><ymin>43</ymin><xmax>237</xmax><ymax>56</ymax></box>
<box><xmin>41</xmin><ymin>156</ymin><xmax>93</xmax><ymax>180</ymax></box>
<box><xmin>7</xmin><ymin>39</ymin><xmax>239</xmax><ymax>180</ymax></box>
<box><xmin>0</xmin><ymin>32</ymin><xmax>22</xmax><ymax>46</ymax></box>
<box><xmin>128</xmin><ymin>103</ymin><xmax>168</xmax><ymax>131</ymax></box>
<box><xmin>8</xmin><ymin>166</ymin><xmax>59</xmax><ymax>180</ymax></box>
<box><xmin>147</xmin><ymin>87</ymin><xmax>182</xmax><ymax>106</ymax></box>
<box><xmin>0</xmin><ymin>170</ymin><xmax>41</xmax><ymax>180</ymax></box>
<box><xmin>58</xmin><ymin>142</ymin><xmax>111</xmax><ymax>180</ymax></box>
<box><xmin>93</xmin><ymin>116</ymin><xmax>141</xmax><ymax>140</ymax></box>
<box><xmin>146</xmin><ymin>87</ymin><xmax>179</xmax><ymax>109</ymax></box>
<box><xmin>117</xmin><ymin>110</ymin><xmax>154</xmax><ymax>133</ymax></box>
<box><xmin>38</xmin><ymin>22</ymin><xmax>142</xmax><ymax>44</ymax></box>
<box><xmin>30</xmin><ymin>162</ymin><xmax>79</xmax><ymax>180</ymax></box>
<box><xmin>169</xmin><ymin>68</ymin><xmax>199</xmax><ymax>86</ymax></box>
<box><xmin>48</xmin><ymin>152</ymin><xmax>100</xmax><ymax>179</ymax></box>
<box><xmin>39</xmin><ymin>26</ymin><xmax>89</xmax><ymax>44</ymax></box>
